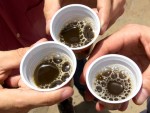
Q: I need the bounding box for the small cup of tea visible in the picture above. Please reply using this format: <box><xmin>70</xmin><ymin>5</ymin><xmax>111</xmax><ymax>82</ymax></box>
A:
<box><xmin>50</xmin><ymin>4</ymin><xmax>100</xmax><ymax>59</ymax></box>
<box><xmin>86</xmin><ymin>54</ymin><xmax>142</xmax><ymax>110</ymax></box>
<box><xmin>20</xmin><ymin>41</ymin><xmax>77</xmax><ymax>91</ymax></box>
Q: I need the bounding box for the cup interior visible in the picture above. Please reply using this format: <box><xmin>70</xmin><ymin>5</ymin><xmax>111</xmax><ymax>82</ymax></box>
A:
<box><xmin>86</xmin><ymin>54</ymin><xmax>142</xmax><ymax>104</ymax></box>
<box><xmin>20</xmin><ymin>41</ymin><xmax>77</xmax><ymax>91</ymax></box>
<box><xmin>50</xmin><ymin>4</ymin><xmax>100</xmax><ymax>50</ymax></box>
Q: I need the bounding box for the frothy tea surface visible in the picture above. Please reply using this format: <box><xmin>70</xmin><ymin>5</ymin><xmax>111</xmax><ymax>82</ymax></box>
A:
<box><xmin>33</xmin><ymin>53</ymin><xmax>72</xmax><ymax>89</ymax></box>
<box><xmin>94</xmin><ymin>64</ymin><xmax>134</xmax><ymax>101</ymax></box>
<box><xmin>59</xmin><ymin>20</ymin><xmax>94</xmax><ymax>48</ymax></box>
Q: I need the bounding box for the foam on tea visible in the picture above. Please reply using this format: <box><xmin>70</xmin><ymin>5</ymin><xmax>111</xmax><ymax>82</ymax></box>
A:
<box><xmin>33</xmin><ymin>53</ymin><xmax>72</xmax><ymax>89</ymax></box>
<box><xmin>94</xmin><ymin>64</ymin><xmax>134</xmax><ymax>101</ymax></box>
<box><xmin>59</xmin><ymin>19</ymin><xmax>94</xmax><ymax>48</ymax></box>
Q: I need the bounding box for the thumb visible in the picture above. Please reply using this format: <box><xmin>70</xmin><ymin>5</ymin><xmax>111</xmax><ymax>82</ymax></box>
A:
<box><xmin>0</xmin><ymin>38</ymin><xmax>47</xmax><ymax>70</ymax></box>
<box><xmin>0</xmin><ymin>86</ymin><xmax>73</xmax><ymax>111</ymax></box>
<box><xmin>23</xmin><ymin>86</ymin><xmax>74</xmax><ymax>106</ymax></box>
<box><xmin>133</xmin><ymin>88</ymin><xmax>149</xmax><ymax>105</ymax></box>
<box><xmin>133</xmin><ymin>65</ymin><xmax>150</xmax><ymax>105</ymax></box>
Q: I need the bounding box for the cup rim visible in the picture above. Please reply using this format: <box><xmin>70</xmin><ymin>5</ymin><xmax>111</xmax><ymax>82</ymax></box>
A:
<box><xmin>20</xmin><ymin>41</ymin><xmax>77</xmax><ymax>92</ymax></box>
<box><xmin>86</xmin><ymin>54</ymin><xmax>142</xmax><ymax>104</ymax></box>
<box><xmin>50</xmin><ymin>4</ymin><xmax>100</xmax><ymax>51</ymax></box>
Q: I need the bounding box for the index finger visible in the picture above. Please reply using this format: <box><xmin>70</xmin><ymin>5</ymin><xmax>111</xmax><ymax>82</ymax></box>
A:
<box><xmin>44</xmin><ymin>0</ymin><xmax>62</xmax><ymax>34</ymax></box>
<box><xmin>97</xmin><ymin>0</ymin><xmax>112</xmax><ymax>34</ymax></box>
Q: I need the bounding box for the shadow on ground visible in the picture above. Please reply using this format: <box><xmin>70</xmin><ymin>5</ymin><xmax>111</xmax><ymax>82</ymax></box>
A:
<box><xmin>74</xmin><ymin>101</ymin><xmax>111</xmax><ymax>113</ymax></box>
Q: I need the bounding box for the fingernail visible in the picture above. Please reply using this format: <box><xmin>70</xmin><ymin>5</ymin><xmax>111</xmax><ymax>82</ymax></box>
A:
<box><xmin>34</xmin><ymin>38</ymin><xmax>47</xmax><ymax>44</ymax></box>
<box><xmin>61</xmin><ymin>88</ymin><xmax>73</xmax><ymax>100</ymax></box>
<box><xmin>100</xmin><ymin>20</ymin><xmax>104</xmax><ymax>27</ymax></box>
<box><xmin>79</xmin><ymin>73</ymin><xmax>86</xmax><ymax>85</ymax></box>
<box><xmin>100</xmin><ymin>24</ymin><xmax>107</xmax><ymax>35</ymax></box>
<box><xmin>46</xmin><ymin>20</ymin><xmax>51</xmax><ymax>35</ymax></box>
<box><xmin>100</xmin><ymin>19</ymin><xmax>108</xmax><ymax>34</ymax></box>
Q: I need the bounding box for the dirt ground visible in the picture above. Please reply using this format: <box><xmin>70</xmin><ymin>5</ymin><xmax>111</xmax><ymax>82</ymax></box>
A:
<box><xmin>29</xmin><ymin>0</ymin><xmax>150</xmax><ymax>113</ymax></box>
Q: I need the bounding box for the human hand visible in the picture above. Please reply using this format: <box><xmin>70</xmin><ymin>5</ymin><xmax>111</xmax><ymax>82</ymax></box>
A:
<box><xmin>81</xmin><ymin>24</ymin><xmax>150</xmax><ymax>111</ymax></box>
<box><xmin>44</xmin><ymin>0</ymin><xmax>125</xmax><ymax>34</ymax></box>
<box><xmin>0</xmin><ymin>38</ymin><xmax>73</xmax><ymax>113</ymax></box>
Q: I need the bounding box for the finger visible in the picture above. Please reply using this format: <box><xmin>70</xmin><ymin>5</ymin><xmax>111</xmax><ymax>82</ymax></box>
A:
<box><xmin>18</xmin><ymin>86</ymin><xmax>73</xmax><ymax>107</ymax></box>
<box><xmin>97</xmin><ymin>0</ymin><xmax>112</xmax><ymax>34</ymax></box>
<box><xmin>108</xmin><ymin>0</ymin><xmax>125</xmax><ymax>26</ymax></box>
<box><xmin>133</xmin><ymin>64</ymin><xmax>150</xmax><ymax>105</ymax></box>
<box><xmin>44</xmin><ymin>0</ymin><xmax>62</xmax><ymax>34</ymax></box>
<box><xmin>119</xmin><ymin>101</ymin><xmax>129</xmax><ymax>111</ymax></box>
<box><xmin>0</xmin><ymin>84</ymin><xmax>3</xmax><ymax>89</ymax></box>
<box><xmin>32</xmin><ymin>38</ymin><xmax>48</xmax><ymax>46</ymax></box>
<box><xmin>133</xmin><ymin>65</ymin><xmax>150</xmax><ymax>105</ymax></box>
<box><xmin>0</xmin><ymin>38</ymin><xmax>47</xmax><ymax>70</ymax></box>
<box><xmin>133</xmin><ymin>88</ymin><xmax>149</xmax><ymax>105</ymax></box>
<box><xmin>133</xmin><ymin>67</ymin><xmax>150</xmax><ymax>105</ymax></box>
<box><xmin>0</xmin><ymin>69</ymin><xmax>11</xmax><ymax>84</ymax></box>
<box><xmin>18</xmin><ymin>79</ymin><xmax>31</xmax><ymax>89</ymax></box>
<box><xmin>96</xmin><ymin>102</ymin><xmax>104</xmax><ymax>111</ymax></box>
<box><xmin>80</xmin><ymin>72</ymin><xmax>86</xmax><ymax>85</ymax></box>
<box><xmin>0</xmin><ymin>86</ymin><xmax>73</xmax><ymax>111</ymax></box>
<box><xmin>111</xmin><ymin>0</ymin><xmax>125</xmax><ymax>14</ymax></box>
<box><xmin>4</xmin><ymin>75</ymin><xmax>20</xmax><ymax>88</ymax></box>
<box><xmin>84</xmin><ymin>89</ymin><xmax>94</xmax><ymax>101</ymax></box>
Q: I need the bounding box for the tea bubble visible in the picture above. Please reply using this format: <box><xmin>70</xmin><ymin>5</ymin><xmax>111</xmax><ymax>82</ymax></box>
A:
<box><xmin>94</xmin><ymin>64</ymin><xmax>133</xmax><ymax>101</ymax></box>
<box><xmin>59</xmin><ymin>20</ymin><xmax>94</xmax><ymax>48</ymax></box>
<box><xmin>33</xmin><ymin>53</ymin><xmax>73</xmax><ymax>89</ymax></box>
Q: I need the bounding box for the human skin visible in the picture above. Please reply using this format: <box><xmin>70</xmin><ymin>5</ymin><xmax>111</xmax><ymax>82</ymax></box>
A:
<box><xmin>0</xmin><ymin>38</ymin><xmax>73</xmax><ymax>113</ymax></box>
<box><xmin>82</xmin><ymin>24</ymin><xmax>150</xmax><ymax>111</ymax></box>
<box><xmin>43</xmin><ymin>0</ymin><xmax>125</xmax><ymax>34</ymax></box>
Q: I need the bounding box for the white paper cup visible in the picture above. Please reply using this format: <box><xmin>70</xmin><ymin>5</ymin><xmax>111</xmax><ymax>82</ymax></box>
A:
<box><xmin>86</xmin><ymin>54</ymin><xmax>142</xmax><ymax>110</ymax></box>
<box><xmin>50</xmin><ymin>4</ymin><xmax>100</xmax><ymax>59</ymax></box>
<box><xmin>20</xmin><ymin>41</ymin><xmax>77</xmax><ymax>92</ymax></box>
